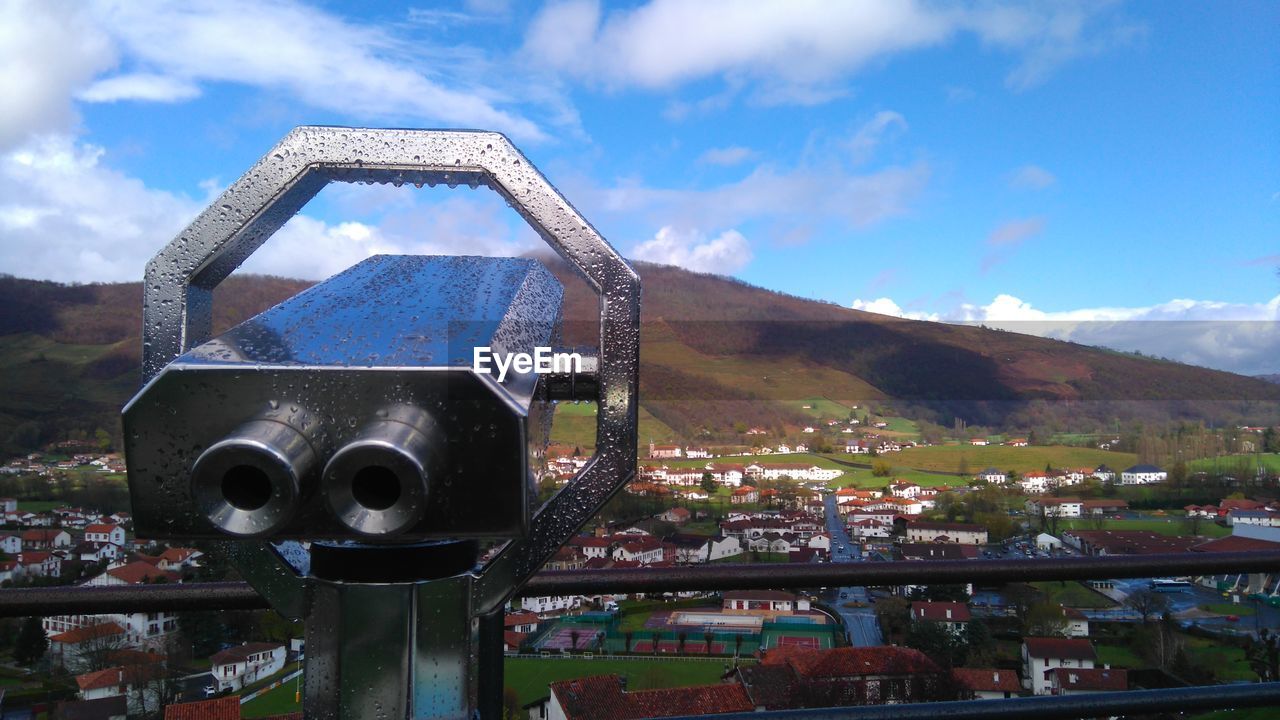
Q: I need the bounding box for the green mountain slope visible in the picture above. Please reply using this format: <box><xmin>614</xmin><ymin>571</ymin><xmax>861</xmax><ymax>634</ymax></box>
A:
<box><xmin>0</xmin><ymin>260</ymin><xmax>1275</xmax><ymax>454</ymax></box>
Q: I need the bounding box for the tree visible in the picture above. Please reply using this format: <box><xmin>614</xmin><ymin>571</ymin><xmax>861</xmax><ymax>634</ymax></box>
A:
<box><xmin>905</xmin><ymin>621</ymin><xmax>967</xmax><ymax>668</ymax></box>
<box><xmin>13</xmin><ymin>616</ymin><xmax>46</xmax><ymax>666</ymax></box>
<box><xmin>1124</xmin><ymin>588</ymin><xmax>1171</xmax><ymax>624</ymax></box>
<box><xmin>676</xmin><ymin>631</ymin><xmax>687</xmax><ymax>654</ymax></box>
<box><xmin>623</xmin><ymin>630</ymin><xmax>634</xmax><ymax>653</ymax></box>
<box><xmin>963</xmin><ymin>620</ymin><xmax>994</xmax><ymax>666</ymax></box>
<box><xmin>1023</xmin><ymin>601</ymin><xmax>1069</xmax><ymax>637</ymax></box>
<box><xmin>701</xmin><ymin>472</ymin><xmax>717</xmax><ymax>495</ymax></box>
<box><xmin>1247</xmin><ymin>628</ymin><xmax>1280</xmax><ymax>682</ymax></box>
<box><xmin>874</xmin><ymin>596</ymin><xmax>912</xmax><ymax>644</ymax></box>
<box><xmin>871</xmin><ymin>460</ymin><xmax>892</xmax><ymax>477</ymax></box>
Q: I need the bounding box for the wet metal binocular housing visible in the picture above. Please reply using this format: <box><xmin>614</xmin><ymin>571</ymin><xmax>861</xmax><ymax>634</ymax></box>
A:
<box><xmin>125</xmin><ymin>254</ymin><xmax>571</xmax><ymax>541</ymax></box>
<box><xmin>121</xmin><ymin>128</ymin><xmax>639</xmax><ymax>719</ymax></box>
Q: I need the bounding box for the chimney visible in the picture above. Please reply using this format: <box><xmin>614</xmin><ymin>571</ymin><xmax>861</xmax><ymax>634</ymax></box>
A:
<box><xmin>946</xmin><ymin>609</ymin><xmax>952</xmax><ymax>619</ymax></box>
<box><xmin>993</xmin><ymin>672</ymin><xmax>1000</xmax><ymax>683</ymax></box>
<box><xmin>1104</xmin><ymin>663</ymin><xmax>1110</xmax><ymax>670</ymax></box>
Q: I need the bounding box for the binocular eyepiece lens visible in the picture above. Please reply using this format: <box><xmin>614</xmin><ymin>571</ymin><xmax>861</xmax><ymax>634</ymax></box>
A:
<box><xmin>323</xmin><ymin>407</ymin><xmax>437</xmax><ymax>537</ymax></box>
<box><xmin>190</xmin><ymin>418</ymin><xmax>316</xmax><ymax>537</ymax></box>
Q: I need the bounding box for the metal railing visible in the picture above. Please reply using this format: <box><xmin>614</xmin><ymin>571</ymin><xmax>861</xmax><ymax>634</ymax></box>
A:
<box><xmin>4</xmin><ymin>550</ymin><xmax>1280</xmax><ymax>718</ymax></box>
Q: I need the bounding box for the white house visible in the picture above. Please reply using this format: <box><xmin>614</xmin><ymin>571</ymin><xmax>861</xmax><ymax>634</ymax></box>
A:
<box><xmin>83</xmin><ymin>524</ymin><xmax>127</xmax><ymax>547</ymax></box>
<box><xmin>612</xmin><ymin>537</ymin><xmax>664</xmax><ymax>565</ymax></box>
<box><xmin>0</xmin><ymin>534</ymin><xmax>21</xmax><ymax>555</ymax></box>
<box><xmin>906</xmin><ymin>522</ymin><xmax>987</xmax><ymax>545</ymax></box>
<box><xmin>521</xmin><ymin>595</ymin><xmax>582</xmax><ymax>615</ymax></box>
<box><xmin>1023</xmin><ymin>638</ymin><xmax>1096</xmax><ymax>695</ymax></box>
<box><xmin>1120</xmin><ymin>464</ymin><xmax>1167</xmax><ymax>485</ymax></box>
<box><xmin>889</xmin><ymin>482</ymin><xmax>922</xmax><ymax>499</ymax></box>
<box><xmin>976</xmin><ymin>468</ymin><xmax>1007</xmax><ymax>484</ymax></box>
<box><xmin>211</xmin><ymin>642</ymin><xmax>286</xmax><ymax>692</ymax></box>
<box><xmin>953</xmin><ymin>669</ymin><xmax>1021</xmax><ymax>700</ymax></box>
<box><xmin>1026</xmin><ymin>498</ymin><xmax>1084</xmax><ymax>519</ymax></box>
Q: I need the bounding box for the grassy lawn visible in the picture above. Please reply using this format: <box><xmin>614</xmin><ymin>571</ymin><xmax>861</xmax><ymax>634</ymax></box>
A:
<box><xmin>710</xmin><ymin>552</ymin><xmax>789</xmax><ymax>563</ymax></box>
<box><xmin>1185</xmin><ymin>636</ymin><xmax>1254</xmax><ymax>682</ymax></box>
<box><xmin>1030</xmin><ymin>581</ymin><xmax>1117</xmax><ymax>609</ymax></box>
<box><xmin>787</xmin><ymin>397</ymin><xmax>856</xmax><ymax>419</ymax></box>
<box><xmin>241</xmin><ymin>680</ymin><xmax>303</xmax><ymax>718</ymax></box>
<box><xmin>1188</xmin><ymin>453</ymin><xmax>1280</xmax><ymax>474</ymax></box>
<box><xmin>823</xmin><ymin>465</ymin><xmax>966</xmax><ymax>489</ymax></box>
<box><xmin>1095</xmin><ymin>643</ymin><xmax>1144</xmax><ymax>669</ymax></box>
<box><xmin>658</xmin><ymin>452</ymin><xmax>849</xmax><ymax>472</ymax></box>
<box><xmin>892</xmin><ymin>444</ymin><xmax>1136</xmax><ymax>474</ymax></box>
<box><xmin>16</xmin><ymin>500</ymin><xmax>61</xmax><ymax>513</ymax></box>
<box><xmin>550</xmin><ymin>403</ymin><xmax>679</xmax><ymax>452</ymax></box>
<box><xmin>504</xmin><ymin>657</ymin><xmax>735</xmax><ymax>706</ymax></box>
<box><xmin>1059</xmin><ymin>517</ymin><xmax>1229</xmax><ymax>538</ymax></box>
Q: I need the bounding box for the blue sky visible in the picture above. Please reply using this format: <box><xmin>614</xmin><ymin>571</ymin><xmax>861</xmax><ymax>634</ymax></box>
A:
<box><xmin>1</xmin><ymin>1</ymin><xmax>1277</xmax><ymax>373</ymax></box>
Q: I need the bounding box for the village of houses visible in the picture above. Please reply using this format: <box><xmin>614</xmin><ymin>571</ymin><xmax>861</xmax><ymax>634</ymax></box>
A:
<box><xmin>1</xmin><ymin>430</ymin><xmax>1279</xmax><ymax>718</ymax></box>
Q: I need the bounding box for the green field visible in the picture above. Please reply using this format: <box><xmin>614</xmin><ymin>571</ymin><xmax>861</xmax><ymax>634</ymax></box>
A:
<box><xmin>1030</xmin><ymin>581</ymin><xmax>1117</xmax><ymax>609</ymax></box>
<box><xmin>823</xmin><ymin>465</ymin><xmax>966</xmax><ymax>490</ymax></box>
<box><xmin>891</xmin><ymin>444</ymin><xmax>1137</xmax><ymax>474</ymax></box>
<box><xmin>1188</xmin><ymin>453</ymin><xmax>1280</xmax><ymax>474</ymax></box>
<box><xmin>1059</xmin><ymin>517</ymin><xmax>1230</xmax><ymax>538</ymax></box>
<box><xmin>550</xmin><ymin>402</ymin><xmax>680</xmax><ymax>452</ymax></box>
<box><xmin>503</xmin><ymin>657</ymin><xmax>737</xmax><ymax>706</ymax></box>
<box><xmin>242</xmin><ymin>680</ymin><xmax>303</xmax><ymax>718</ymax></box>
<box><xmin>16</xmin><ymin>501</ymin><xmax>61</xmax><ymax>513</ymax></box>
<box><xmin>1094</xmin><ymin>643</ymin><xmax>1144</xmax><ymax>669</ymax></box>
<box><xmin>787</xmin><ymin>397</ymin><xmax>856</xmax><ymax>419</ymax></box>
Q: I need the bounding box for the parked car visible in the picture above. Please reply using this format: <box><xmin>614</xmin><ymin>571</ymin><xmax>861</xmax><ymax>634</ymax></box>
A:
<box><xmin>203</xmin><ymin>685</ymin><xmax>217</xmax><ymax>698</ymax></box>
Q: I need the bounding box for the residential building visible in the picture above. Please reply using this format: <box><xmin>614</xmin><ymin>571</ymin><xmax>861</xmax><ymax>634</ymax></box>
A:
<box><xmin>1045</xmin><ymin>667</ymin><xmax>1126</xmax><ymax>695</ymax></box>
<box><xmin>735</xmin><ymin>646</ymin><xmax>945</xmax><ymax>709</ymax></box>
<box><xmin>910</xmin><ymin>601</ymin><xmax>970</xmax><ymax>634</ymax></box>
<box><xmin>546</xmin><ymin>675</ymin><xmax>753</xmax><ymax>720</ymax></box>
<box><xmin>83</xmin><ymin>524</ymin><xmax>127</xmax><ymax>547</ymax></box>
<box><xmin>906</xmin><ymin>521</ymin><xmax>988</xmax><ymax>545</ymax></box>
<box><xmin>976</xmin><ymin>468</ymin><xmax>1007</xmax><ymax>484</ymax></box>
<box><xmin>722</xmin><ymin>590</ymin><xmax>810</xmax><ymax>618</ymax></box>
<box><xmin>1023</xmin><ymin>638</ymin><xmax>1096</xmax><ymax>695</ymax></box>
<box><xmin>210</xmin><ymin>642</ymin><xmax>286</xmax><ymax>692</ymax></box>
<box><xmin>1120</xmin><ymin>464</ymin><xmax>1167</xmax><ymax>485</ymax></box>
<box><xmin>952</xmin><ymin>668</ymin><xmax>1021</xmax><ymax>700</ymax></box>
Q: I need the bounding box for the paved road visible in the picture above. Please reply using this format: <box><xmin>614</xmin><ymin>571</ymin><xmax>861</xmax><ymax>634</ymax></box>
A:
<box><xmin>822</xmin><ymin>494</ymin><xmax>883</xmax><ymax>647</ymax></box>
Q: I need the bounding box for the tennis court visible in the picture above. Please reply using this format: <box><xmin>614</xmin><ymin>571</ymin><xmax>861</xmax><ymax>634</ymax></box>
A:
<box><xmin>533</xmin><ymin>625</ymin><xmax>605</xmax><ymax>651</ymax></box>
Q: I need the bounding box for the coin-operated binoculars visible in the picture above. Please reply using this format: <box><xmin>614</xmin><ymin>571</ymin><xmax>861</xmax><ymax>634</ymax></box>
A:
<box><xmin>122</xmin><ymin>128</ymin><xmax>640</xmax><ymax>719</ymax></box>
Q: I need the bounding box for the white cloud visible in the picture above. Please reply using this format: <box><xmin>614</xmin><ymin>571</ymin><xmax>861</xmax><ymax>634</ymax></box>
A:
<box><xmin>846</xmin><ymin>111</ymin><xmax>907</xmax><ymax>164</ymax></box>
<box><xmin>851</xmin><ymin>297</ymin><xmax>937</xmax><ymax>321</ymax></box>
<box><xmin>581</xmin><ymin>161</ymin><xmax>930</xmax><ymax>235</ymax></box>
<box><xmin>0</xmin><ymin>135</ymin><xmax>199</xmax><ymax>283</ymax></box>
<box><xmin>0</xmin><ymin>0</ymin><xmax>115</xmax><ymax>149</ymax></box>
<box><xmin>1010</xmin><ymin>164</ymin><xmax>1056</xmax><ymax>190</ymax></box>
<box><xmin>0</xmin><ymin>0</ymin><xmax>548</xmax><ymax>151</ymax></box>
<box><xmin>523</xmin><ymin>0</ymin><xmax>1135</xmax><ymax>102</ymax></box>
<box><xmin>77</xmin><ymin>73</ymin><xmax>201</xmax><ymax>103</ymax></box>
<box><xmin>87</xmin><ymin>0</ymin><xmax>544</xmax><ymax>140</ymax></box>
<box><xmin>849</xmin><ymin>292</ymin><xmax>1280</xmax><ymax>375</ymax></box>
<box><xmin>630</xmin><ymin>226</ymin><xmax>752</xmax><ymax>273</ymax></box>
<box><xmin>697</xmin><ymin>146</ymin><xmax>756</xmax><ymax>166</ymax></box>
<box><xmin>988</xmin><ymin>217</ymin><xmax>1045</xmax><ymax>246</ymax></box>
<box><xmin>0</xmin><ymin>134</ymin><xmax>541</xmax><ymax>284</ymax></box>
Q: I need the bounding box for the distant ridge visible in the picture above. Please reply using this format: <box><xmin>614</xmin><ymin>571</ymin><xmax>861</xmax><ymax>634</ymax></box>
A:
<box><xmin>0</xmin><ymin>261</ymin><xmax>1276</xmax><ymax>453</ymax></box>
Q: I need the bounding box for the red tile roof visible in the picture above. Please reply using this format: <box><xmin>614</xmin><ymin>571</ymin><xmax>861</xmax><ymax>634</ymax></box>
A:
<box><xmin>106</xmin><ymin>560</ymin><xmax>180</xmax><ymax>585</ymax></box>
<box><xmin>50</xmin><ymin>622</ymin><xmax>125</xmax><ymax>645</ymax></box>
<box><xmin>762</xmin><ymin>646</ymin><xmax>940</xmax><ymax>678</ymax></box>
<box><xmin>1192</xmin><ymin>535</ymin><xmax>1280</xmax><ymax>553</ymax></box>
<box><xmin>952</xmin><ymin>668</ymin><xmax>1021</xmax><ymax>693</ymax></box>
<box><xmin>164</xmin><ymin>696</ymin><xmax>241</xmax><ymax>720</ymax></box>
<box><xmin>84</xmin><ymin>524</ymin><xmax>119</xmax><ymax>535</ymax></box>
<box><xmin>1024</xmin><ymin>637</ymin><xmax>1096</xmax><ymax>661</ymax></box>
<box><xmin>550</xmin><ymin>675</ymin><xmax>753</xmax><ymax>720</ymax></box>
<box><xmin>723</xmin><ymin>590</ymin><xmax>798</xmax><ymax>602</ymax></box>
<box><xmin>1046</xmin><ymin>667</ymin><xmax>1127</xmax><ymax>691</ymax></box>
<box><xmin>909</xmin><ymin>521</ymin><xmax>984</xmax><ymax>532</ymax></box>
<box><xmin>911</xmin><ymin>601</ymin><xmax>972</xmax><ymax>622</ymax></box>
